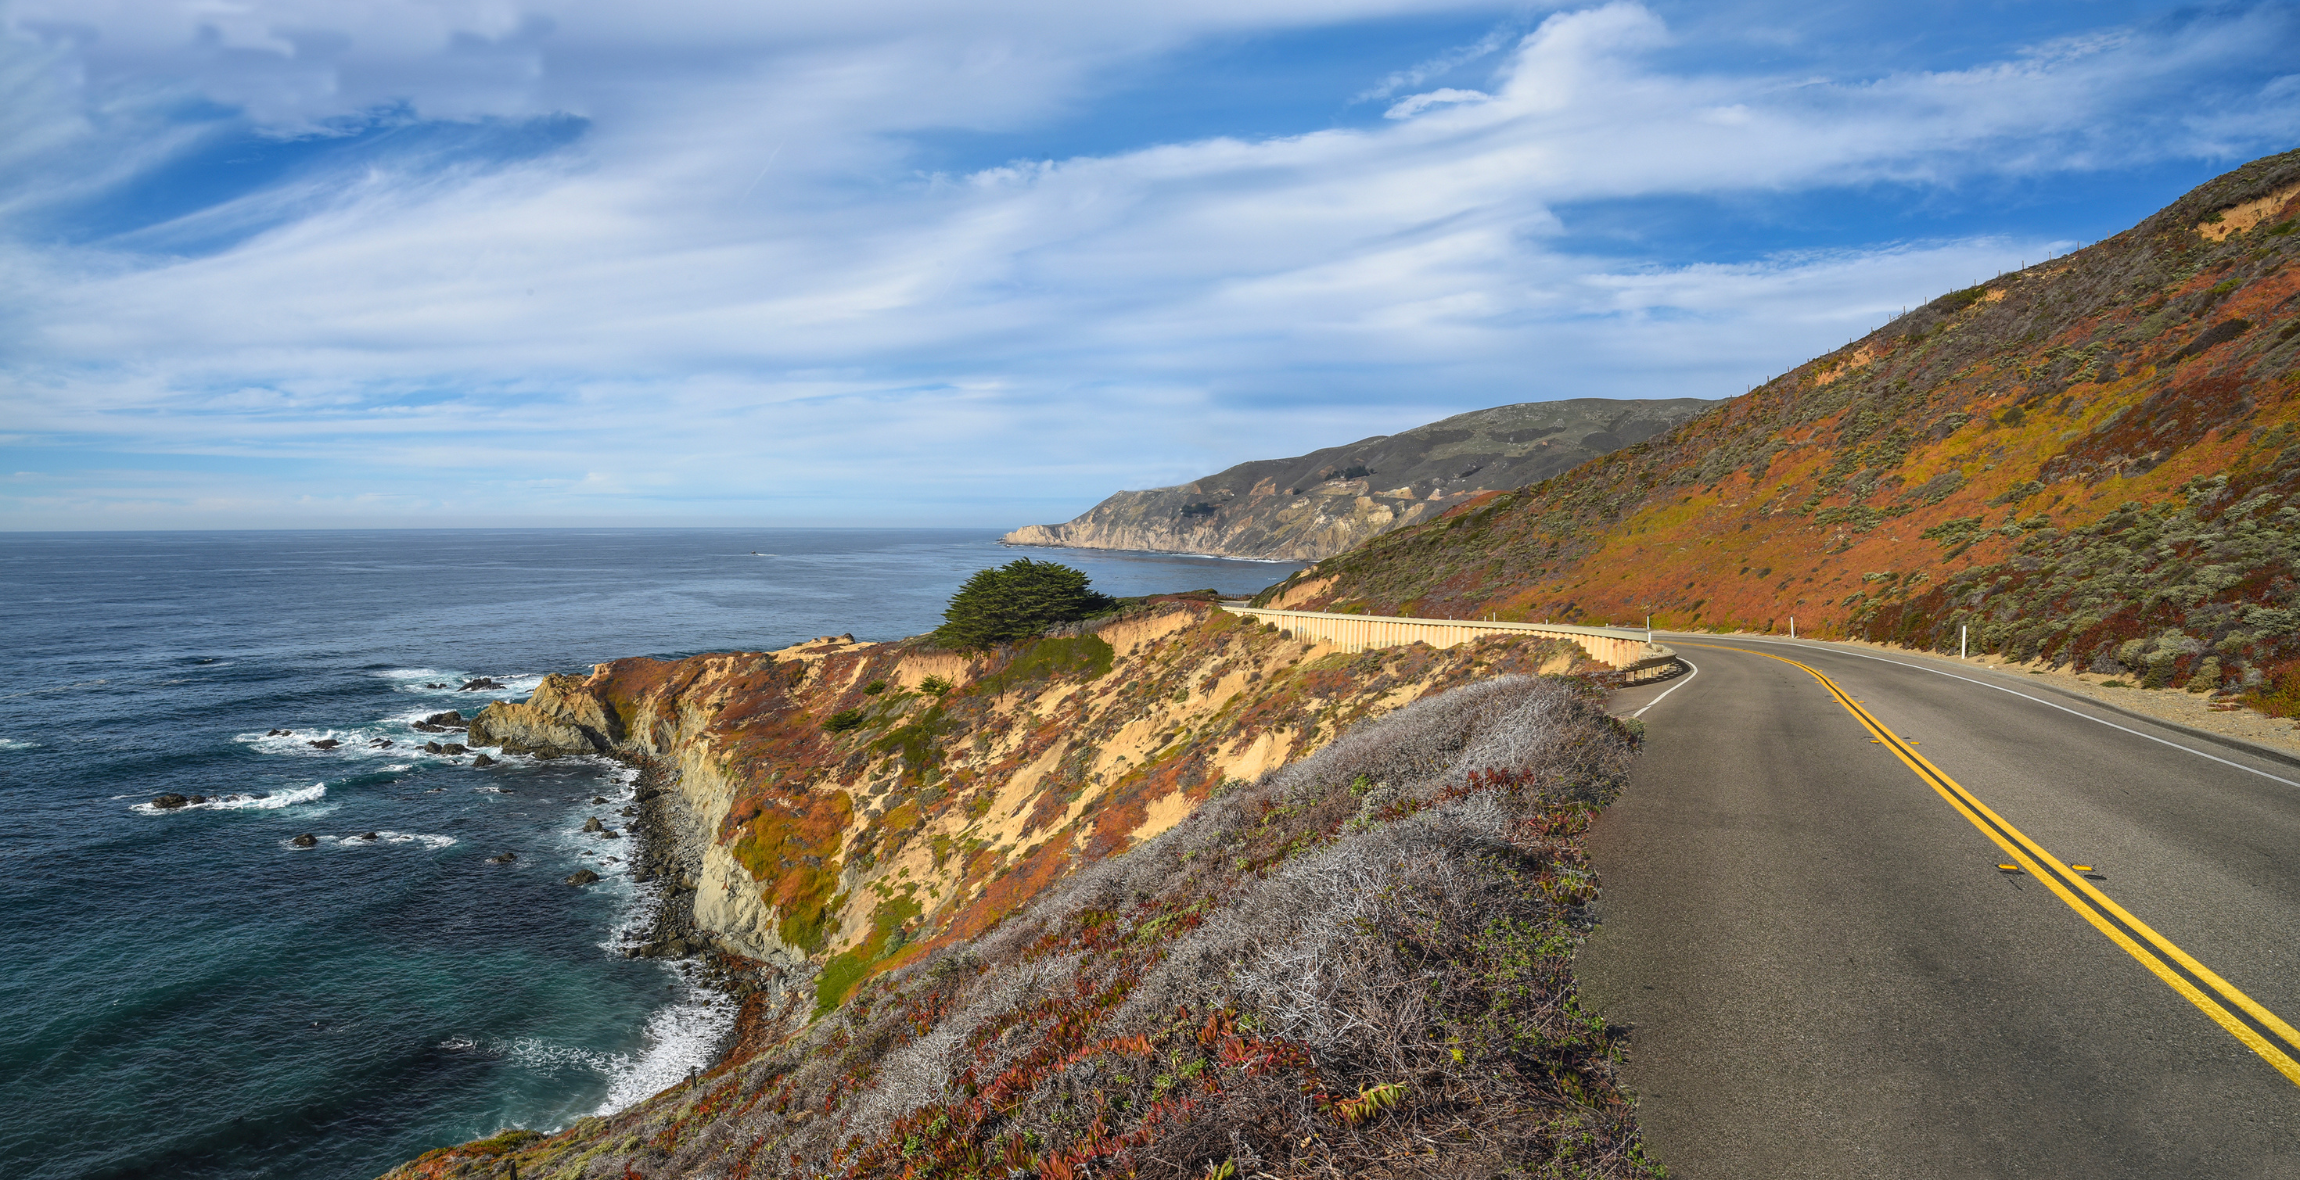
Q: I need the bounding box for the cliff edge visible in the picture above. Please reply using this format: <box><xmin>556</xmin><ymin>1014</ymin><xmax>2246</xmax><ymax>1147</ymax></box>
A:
<box><xmin>461</xmin><ymin>603</ymin><xmax>1591</xmax><ymax>1002</ymax></box>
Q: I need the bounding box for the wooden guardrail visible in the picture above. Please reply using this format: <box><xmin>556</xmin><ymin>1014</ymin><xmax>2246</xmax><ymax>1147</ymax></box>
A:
<box><xmin>1217</xmin><ymin>605</ymin><xmax>1677</xmax><ymax>679</ymax></box>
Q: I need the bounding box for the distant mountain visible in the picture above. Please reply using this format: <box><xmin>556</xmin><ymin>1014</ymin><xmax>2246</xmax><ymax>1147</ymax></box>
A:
<box><xmin>1273</xmin><ymin>147</ymin><xmax>2300</xmax><ymax>695</ymax></box>
<box><xmin>1004</xmin><ymin>398</ymin><xmax>1719</xmax><ymax>561</ymax></box>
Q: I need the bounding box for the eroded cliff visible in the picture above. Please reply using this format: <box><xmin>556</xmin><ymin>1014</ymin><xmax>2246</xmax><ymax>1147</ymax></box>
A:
<box><xmin>464</xmin><ymin>601</ymin><xmax>1589</xmax><ymax>1008</ymax></box>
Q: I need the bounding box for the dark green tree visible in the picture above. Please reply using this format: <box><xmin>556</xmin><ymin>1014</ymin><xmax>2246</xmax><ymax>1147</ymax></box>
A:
<box><xmin>932</xmin><ymin>559</ymin><xmax>1115</xmax><ymax>651</ymax></box>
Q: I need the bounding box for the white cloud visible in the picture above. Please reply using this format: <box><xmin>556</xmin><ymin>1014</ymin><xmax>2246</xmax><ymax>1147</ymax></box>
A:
<box><xmin>2</xmin><ymin>0</ymin><xmax>2296</xmax><ymax>528</ymax></box>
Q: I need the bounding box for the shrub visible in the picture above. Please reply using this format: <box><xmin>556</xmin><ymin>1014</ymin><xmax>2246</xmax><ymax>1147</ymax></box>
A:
<box><xmin>824</xmin><ymin>708</ymin><xmax>867</xmax><ymax>733</ymax></box>
<box><xmin>932</xmin><ymin>559</ymin><xmax>1116</xmax><ymax>651</ymax></box>
<box><xmin>919</xmin><ymin>674</ymin><xmax>953</xmax><ymax>696</ymax></box>
<box><xmin>863</xmin><ymin>679</ymin><xmax>888</xmax><ymax>695</ymax></box>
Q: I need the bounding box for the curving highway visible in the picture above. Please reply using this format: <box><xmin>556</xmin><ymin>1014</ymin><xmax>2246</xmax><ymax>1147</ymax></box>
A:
<box><xmin>1585</xmin><ymin>637</ymin><xmax>2300</xmax><ymax>1177</ymax></box>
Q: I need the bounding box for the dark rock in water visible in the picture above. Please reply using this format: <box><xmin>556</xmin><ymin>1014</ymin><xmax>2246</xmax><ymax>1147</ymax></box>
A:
<box><xmin>471</xmin><ymin>754</ymin><xmax>496</xmax><ymax>768</ymax></box>
<box><xmin>565</xmin><ymin>869</ymin><xmax>600</xmax><ymax>886</ymax></box>
<box><xmin>189</xmin><ymin>795</ymin><xmax>208</xmax><ymax>805</ymax></box>
<box><xmin>153</xmin><ymin>794</ymin><xmax>190</xmax><ymax>809</ymax></box>
<box><xmin>603</xmin><ymin>856</ymin><xmax>619</xmax><ymax>863</ymax></box>
<box><xmin>423</xmin><ymin>741</ymin><xmax>444</xmax><ymax>754</ymax></box>
<box><xmin>459</xmin><ymin>677</ymin><xmax>504</xmax><ymax>692</ymax></box>
<box><xmin>356</xmin><ymin>831</ymin><xmax>379</xmax><ymax>841</ymax></box>
<box><xmin>592</xmin><ymin>796</ymin><xmax>608</xmax><ymax>805</ymax></box>
<box><xmin>631</xmin><ymin>870</ymin><xmax>655</xmax><ymax>883</ymax></box>
<box><xmin>619</xmin><ymin>806</ymin><xmax>635</xmax><ymax>816</ymax></box>
<box><xmin>601</xmin><ymin>829</ymin><xmax>621</xmax><ymax>840</ymax></box>
<box><xmin>290</xmin><ymin>833</ymin><xmax>317</xmax><ymax>847</ymax></box>
<box><xmin>425</xmin><ymin>710</ymin><xmax>465</xmax><ymax>726</ymax></box>
<box><xmin>412</xmin><ymin>722</ymin><xmax>446</xmax><ymax>733</ymax></box>
<box><xmin>442</xmin><ymin>743</ymin><xmax>468</xmax><ymax>755</ymax></box>
<box><xmin>265</xmin><ymin>728</ymin><xmax>292</xmax><ymax>737</ymax></box>
<box><xmin>307</xmin><ymin>738</ymin><xmax>340</xmax><ymax>750</ymax></box>
<box><xmin>582</xmin><ymin>817</ymin><xmax>604</xmax><ymax>833</ymax></box>
<box><xmin>369</xmin><ymin>739</ymin><xmax>392</xmax><ymax>748</ymax></box>
<box><xmin>426</xmin><ymin>682</ymin><xmax>447</xmax><ymax>689</ymax></box>
<box><xmin>487</xmin><ymin>852</ymin><xmax>517</xmax><ymax>864</ymax></box>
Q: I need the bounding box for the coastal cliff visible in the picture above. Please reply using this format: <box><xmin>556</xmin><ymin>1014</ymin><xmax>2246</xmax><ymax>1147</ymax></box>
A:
<box><xmin>1003</xmin><ymin>398</ymin><xmax>1715</xmax><ymax>560</ymax></box>
<box><xmin>461</xmin><ymin>602</ymin><xmax>1590</xmax><ymax>1001</ymax></box>
<box><xmin>394</xmin><ymin>666</ymin><xmax>1653</xmax><ymax>1180</ymax></box>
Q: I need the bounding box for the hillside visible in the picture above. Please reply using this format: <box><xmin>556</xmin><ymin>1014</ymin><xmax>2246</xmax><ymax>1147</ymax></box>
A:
<box><xmin>1268</xmin><ymin>149</ymin><xmax>2300</xmax><ymax>703</ymax></box>
<box><xmin>387</xmin><ymin>676</ymin><xmax>1654</xmax><ymax>1180</ymax></box>
<box><xmin>1004</xmin><ymin>398</ymin><xmax>1715</xmax><ymax>561</ymax></box>
<box><xmin>458</xmin><ymin>601</ymin><xmax>1591</xmax><ymax>1011</ymax></box>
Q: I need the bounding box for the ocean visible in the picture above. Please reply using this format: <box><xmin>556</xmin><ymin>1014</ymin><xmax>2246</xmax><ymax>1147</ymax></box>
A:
<box><xmin>0</xmin><ymin>529</ymin><xmax>1298</xmax><ymax>1180</ymax></box>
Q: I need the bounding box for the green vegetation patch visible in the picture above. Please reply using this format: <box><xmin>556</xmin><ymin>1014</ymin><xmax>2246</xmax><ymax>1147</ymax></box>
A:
<box><xmin>933</xmin><ymin>559</ymin><xmax>1116</xmax><ymax>651</ymax></box>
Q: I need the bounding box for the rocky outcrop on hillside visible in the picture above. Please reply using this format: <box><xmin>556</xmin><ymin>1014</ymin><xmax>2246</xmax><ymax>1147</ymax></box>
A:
<box><xmin>460</xmin><ymin>608</ymin><xmax>1587</xmax><ymax>998</ymax></box>
<box><xmin>1280</xmin><ymin>148</ymin><xmax>2300</xmax><ymax>704</ymax></box>
<box><xmin>1004</xmin><ymin>398</ymin><xmax>1715</xmax><ymax>561</ymax></box>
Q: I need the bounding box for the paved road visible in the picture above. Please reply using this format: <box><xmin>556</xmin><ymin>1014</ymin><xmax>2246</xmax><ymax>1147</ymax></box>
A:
<box><xmin>1583</xmin><ymin>637</ymin><xmax>2300</xmax><ymax>1178</ymax></box>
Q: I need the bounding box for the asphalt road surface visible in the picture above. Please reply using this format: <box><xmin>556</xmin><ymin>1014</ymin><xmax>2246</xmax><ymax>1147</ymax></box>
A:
<box><xmin>1584</xmin><ymin>637</ymin><xmax>2300</xmax><ymax>1178</ymax></box>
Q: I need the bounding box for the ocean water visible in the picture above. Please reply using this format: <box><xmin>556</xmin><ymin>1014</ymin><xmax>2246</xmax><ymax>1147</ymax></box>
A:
<box><xmin>0</xmin><ymin>529</ymin><xmax>1297</xmax><ymax>1180</ymax></box>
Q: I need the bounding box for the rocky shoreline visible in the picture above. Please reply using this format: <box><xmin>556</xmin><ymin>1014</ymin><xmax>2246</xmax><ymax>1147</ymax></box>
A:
<box><xmin>614</xmin><ymin>758</ymin><xmax>788</xmax><ymax>1043</ymax></box>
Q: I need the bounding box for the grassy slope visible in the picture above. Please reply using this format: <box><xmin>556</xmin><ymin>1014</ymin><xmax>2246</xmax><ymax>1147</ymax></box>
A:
<box><xmin>1275</xmin><ymin>149</ymin><xmax>2300</xmax><ymax>702</ymax></box>
<box><xmin>385</xmin><ymin>677</ymin><xmax>1655</xmax><ymax>1180</ymax></box>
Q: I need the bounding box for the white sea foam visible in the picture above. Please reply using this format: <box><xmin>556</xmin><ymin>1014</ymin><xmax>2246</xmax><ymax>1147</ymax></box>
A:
<box><xmin>133</xmin><ymin>783</ymin><xmax>328</xmax><ymax>814</ymax></box>
<box><xmin>593</xmin><ymin>978</ymin><xmax>738</xmax><ymax>1115</ymax></box>
<box><xmin>328</xmin><ymin>830</ymin><xmax>456</xmax><ymax>850</ymax></box>
<box><xmin>0</xmin><ymin>738</ymin><xmax>36</xmax><ymax>751</ymax></box>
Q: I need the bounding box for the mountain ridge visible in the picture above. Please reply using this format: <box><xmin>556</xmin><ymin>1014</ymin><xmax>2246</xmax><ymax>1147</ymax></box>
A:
<box><xmin>1004</xmin><ymin>397</ymin><xmax>1716</xmax><ymax>561</ymax></box>
<box><xmin>1265</xmin><ymin>147</ymin><xmax>2300</xmax><ymax>705</ymax></box>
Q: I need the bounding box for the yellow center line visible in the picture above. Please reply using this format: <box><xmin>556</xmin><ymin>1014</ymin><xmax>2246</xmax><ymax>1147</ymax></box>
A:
<box><xmin>1684</xmin><ymin>642</ymin><xmax>2300</xmax><ymax>1087</ymax></box>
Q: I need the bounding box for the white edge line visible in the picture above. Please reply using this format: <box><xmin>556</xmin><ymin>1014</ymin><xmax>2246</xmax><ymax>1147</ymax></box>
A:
<box><xmin>1699</xmin><ymin>636</ymin><xmax>2300</xmax><ymax>790</ymax></box>
<box><xmin>1628</xmin><ymin>658</ymin><xmax>1699</xmax><ymax>719</ymax></box>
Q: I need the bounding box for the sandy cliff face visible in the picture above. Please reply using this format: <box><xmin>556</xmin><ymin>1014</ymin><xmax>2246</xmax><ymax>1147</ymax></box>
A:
<box><xmin>465</xmin><ymin>604</ymin><xmax>1586</xmax><ymax>1005</ymax></box>
<box><xmin>1004</xmin><ymin>398</ymin><xmax>1716</xmax><ymax>560</ymax></box>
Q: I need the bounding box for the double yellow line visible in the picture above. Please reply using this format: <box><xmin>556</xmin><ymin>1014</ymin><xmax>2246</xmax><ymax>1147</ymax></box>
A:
<box><xmin>1688</xmin><ymin>643</ymin><xmax>2300</xmax><ymax>1087</ymax></box>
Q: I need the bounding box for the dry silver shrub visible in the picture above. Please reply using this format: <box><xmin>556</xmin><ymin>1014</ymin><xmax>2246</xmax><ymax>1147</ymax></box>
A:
<box><xmin>1107</xmin><ymin>677</ymin><xmax>1624</xmax><ymax>1056</ymax></box>
<box><xmin>847</xmin><ymin>951</ymin><xmax>1084</xmax><ymax>1128</ymax></box>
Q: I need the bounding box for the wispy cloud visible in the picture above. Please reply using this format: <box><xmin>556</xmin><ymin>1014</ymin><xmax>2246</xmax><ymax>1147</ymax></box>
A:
<box><xmin>2</xmin><ymin>0</ymin><xmax>2296</xmax><ymax>528</ymax></box>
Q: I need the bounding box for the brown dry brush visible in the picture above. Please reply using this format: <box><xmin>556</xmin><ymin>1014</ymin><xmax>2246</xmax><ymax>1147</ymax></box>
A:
<box><xmin>440</xmin><ymin>676</ymin><xmax>1658</xmax><ymax>1180</ymax></box>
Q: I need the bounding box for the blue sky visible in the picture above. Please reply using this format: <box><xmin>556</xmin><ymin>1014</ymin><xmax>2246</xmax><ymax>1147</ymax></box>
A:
<box><xmin>3</xmin><ymin>0</ymin><xmax>2297</xmax><ymax>529</ymax></box>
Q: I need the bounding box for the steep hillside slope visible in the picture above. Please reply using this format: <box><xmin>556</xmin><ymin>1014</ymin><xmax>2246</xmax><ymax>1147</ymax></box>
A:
<box><xmin>1004</xmin><ymin>398</ymin><xmax>1714</xmax><ymax>561</ymax></box>
<box><xmin>463</xmin><ymin>601</ymin><xmax>1587</xmax><ymax>1012</ymax></box>
<box><xmin>387</xmin><ymin>678</ymin><xmax>1655</xmax><ymax>1180</ymax></box>
<box><xmin>1272</xmin><ymin>149</ymin><xmax>2300</xmax><ymax>700</ymax></box>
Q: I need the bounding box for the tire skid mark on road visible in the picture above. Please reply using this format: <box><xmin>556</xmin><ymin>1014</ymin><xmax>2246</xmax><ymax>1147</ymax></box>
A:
<box><xmin>1687</xmin><ymin>641</ymin><xmax>2300</xmax><ymax>1088</ymax></box>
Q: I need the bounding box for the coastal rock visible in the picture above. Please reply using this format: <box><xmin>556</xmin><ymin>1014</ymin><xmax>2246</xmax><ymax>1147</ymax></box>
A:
<box><xmin>190</xmin><ymin>795</ymin><xmax>208</xmax><ymax>804</ymax></box>
<box><xmin>307</xmin><ymin>739</ymin><xmax>340</xmax><ymax>750</ymax></box>
<box><xmin>592</xmin><ymin>796</ymin><xmax>608</xmax><ymax>804</ymax></box>
<box><xmin>565</xmin><ymin>869</ymin><xmax>600</xmax><ymax>886</ymax></box>
<box><xmin>601</xmin><ymin>829</ymin><xmax>621</xmax><ymax>839</ymax></box>
<box><xmin>459</xmin><ymin>677</ymin><xmax>504</xmax><ymax>692</ymax></box>
<box><xmin>369</xmin><ymin>738</ymin><xmax>392</xmax><ymax>748</ymax></box>
<box><xmin>265</xmin><ymin>728</ymin><xmax>292</xmax><ymax>737</ymax></box>
<box><xmin>424</xmin><ymin>711</ymin><xmax>465</xmax><ymax>726</ymax></box>
<box><xmin>356</xmin><ymin>832</ymin><xmax>378</xmax><ymax>841</ymax></box>
<box><xmin>290</xmin><ymin>833</ymin><xmax>317</xmax><ymax>847</ymax></box>
<box><xmin>152</xmin><ymin>794</ymin><xmax>189</xmax><ymax>809</ymax></box>
<box><xmin>441</xmin><ymin>743</ymin><xmax>467</xmax><ymax>755</ymax></box>
<box><xmin>412</xmin><ymin>722</ymin><xmax>446</xmax><ymax>733</ymax></box>
<box><xmin>582</xmin><ymin>817</ymin><xmax>604</xmax><ymax>833</ymax></box>
<box><xmin>466</xmin><ymin>689</ymin><xmax>614</xmax><ymax>757</ymax></box>
<box><xmin>470</xmin><ymin>754</ymin><xmax>495</xmax><ymax>768</ymax></box>
<box><xmin>486</xmin><ymin>852</ymin><xmax>517</xmax><ymax>864</ymax></box>
<box><xmin>423</xmin><ymin>741</ymin><xmax>444</xmax><ymax>754</ymax></box>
